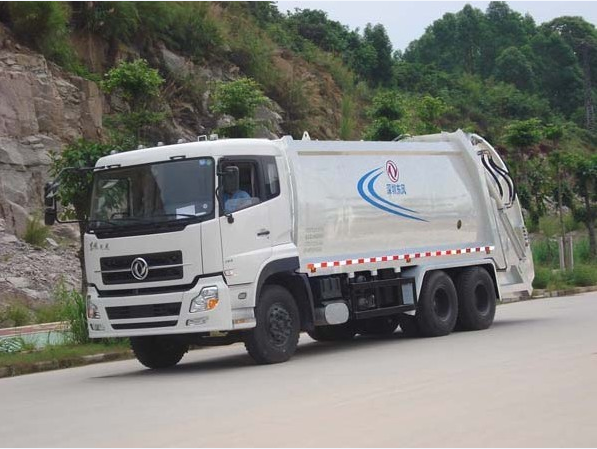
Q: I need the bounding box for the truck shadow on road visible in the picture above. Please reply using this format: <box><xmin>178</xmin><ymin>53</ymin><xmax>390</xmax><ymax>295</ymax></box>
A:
<box><xmin>94</xmin><ymin>318</ymin><xmax>543</xmax><ymax>379</ymax></box>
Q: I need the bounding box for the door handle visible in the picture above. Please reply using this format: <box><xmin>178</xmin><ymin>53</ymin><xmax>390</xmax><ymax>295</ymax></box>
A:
<box><xmin>257</xmin><ymin>229</ymin><xmax>270</xmax><ymax>237</ymax></box>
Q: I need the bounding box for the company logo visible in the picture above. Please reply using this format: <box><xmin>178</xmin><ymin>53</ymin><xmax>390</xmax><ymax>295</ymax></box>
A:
<box><xmin>357</xmin><ymin>165</ymin><xmax>427</xmax><ymax>222</ymax></box>
<box><xmin>386</xmin><ymin>160</ymin><xmax>399</xmax><ymax>183</ymax></box>
<box><xmin>131</xmin><ymin>257</ymin><xmax>149</xmax><ymax>280</ymax></box>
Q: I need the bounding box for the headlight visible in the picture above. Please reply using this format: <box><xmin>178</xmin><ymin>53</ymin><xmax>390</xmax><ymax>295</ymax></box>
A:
<box><xmin>87</xmin><ymin>296</ymin><xmax>100</xmax><ymax>319</ymax></box>
<box><xmin>189</xmin><ymin>286</ymin><xmax>219</xmax><ymax>313</ymax></box>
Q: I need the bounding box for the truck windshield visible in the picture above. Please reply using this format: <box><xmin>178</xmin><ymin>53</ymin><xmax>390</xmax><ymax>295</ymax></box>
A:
<box><xmin>89</xmin><ymin>157</ymin><xmax>214</xmax><ymax>230</ymax></box>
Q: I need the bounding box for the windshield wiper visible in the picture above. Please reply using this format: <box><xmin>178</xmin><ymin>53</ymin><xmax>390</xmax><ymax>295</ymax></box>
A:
<box><xmin>88</xmin><ymin>219</ymin><xmax>123</xmax><ymax>228</ymax></box>
<box><xmin>151</xmin><ymin>213</ymin><xmax>206</xmax><ymax>219</ymax></box>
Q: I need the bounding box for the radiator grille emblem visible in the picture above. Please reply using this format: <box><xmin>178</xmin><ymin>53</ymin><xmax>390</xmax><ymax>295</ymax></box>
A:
<box><xmin>131</xmin><ymin>257</ymin><xmax>149</xmax><ymax>280</ymax></box>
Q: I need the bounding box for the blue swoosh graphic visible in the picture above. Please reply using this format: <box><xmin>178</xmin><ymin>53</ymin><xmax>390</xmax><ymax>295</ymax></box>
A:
<box><xmin>367</xmin><ymin>172</ymin><xmax>419</xmax><ymax>214</ymax></box>
<box><xmin>357</xmin><ymin>168</ymin><xmax>428</xmax><ymax>222</ymax></box>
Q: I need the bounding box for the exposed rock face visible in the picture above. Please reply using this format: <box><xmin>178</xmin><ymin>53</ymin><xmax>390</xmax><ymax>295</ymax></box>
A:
<box><xmin>0</xmin><ymin>31</ymin><xmax>102</xmax><ymax>236</ymax></box>
<box><xmin>0</xmin><ymin>218</ymin><xmax>80</xmax><ymax>305</ymax></box>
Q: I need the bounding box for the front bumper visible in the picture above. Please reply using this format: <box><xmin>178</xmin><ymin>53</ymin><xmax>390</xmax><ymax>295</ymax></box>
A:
<box><xmin>87</xmin><ymin>275</ymin><xmax>255</xmax><ymax>338</ymax></box>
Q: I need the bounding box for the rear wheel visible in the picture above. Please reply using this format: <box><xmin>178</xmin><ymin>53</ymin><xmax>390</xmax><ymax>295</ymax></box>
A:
<box><xmin>455</xmin><ymin>267</ymin><xmax>497</xmax><ymax>330</ymax></box>
<box><xmin>308</xmin><ymin>323</ymin><xmax>356</xmax><ymax>341</ymax></box>
<box><xmin>416</xmin><ymin>270</ymin><xmax>458</xmax><ymax>337</ymax></box>
<box><xmin>244</xmin><ymin>285</ymin><xmax>300</xmax><ymax>364</ymax></box>
<box><xmin>130</xmin><ymin>336</ymin><xmax>188</xmax><ymax>369</ymax></box>
<box><xmin>358</xmin><ymin>316</ymin><xmax>400</xmax><ymax>336</ymax></box>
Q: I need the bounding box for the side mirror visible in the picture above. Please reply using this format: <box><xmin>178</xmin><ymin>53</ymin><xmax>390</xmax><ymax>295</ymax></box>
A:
<box><xmin>44</xmin><ymin>182</ymin><xmax>56</xmax><ymax>226</ymax></box>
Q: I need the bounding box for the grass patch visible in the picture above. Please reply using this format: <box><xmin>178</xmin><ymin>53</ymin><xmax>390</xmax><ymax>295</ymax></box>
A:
<box><xmin>570</xmin><ymin>264</ymin><xmax>597</xmax><ymax>287</ymax></box>
<box><xmin>23</xmin><ymin>215</ymin><xmax>50</xmax><ymax>248</ymax></box>
<box><xmin>0</xmin><ymin>342</ymin><xmax>130</xmax><ymax>370</ymax></box>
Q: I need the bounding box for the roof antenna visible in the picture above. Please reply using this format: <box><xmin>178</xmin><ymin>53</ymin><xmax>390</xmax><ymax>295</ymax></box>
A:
<box><xmin>302</xmin><ymin>131</ymin><xmax>311</xmax><ymax>141</ymax></box>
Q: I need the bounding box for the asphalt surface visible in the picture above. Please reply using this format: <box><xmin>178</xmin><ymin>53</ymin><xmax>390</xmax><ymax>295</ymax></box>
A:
<box><xmin>1</xmin><ymin>293</ymin><xmax>596</xmax><ymax>447</ymax></box>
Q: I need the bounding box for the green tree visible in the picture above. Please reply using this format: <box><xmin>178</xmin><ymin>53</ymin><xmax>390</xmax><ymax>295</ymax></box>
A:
<box><xmin>362</xmin><ymin>23</ymin><xmax>394</xmax><ymax>86</ymax></box>
<box><xmin>544</xmin><ymin>17</ymin><xmax>597</xmax><ymax>130</ymax></box>
<box><xmin>101</xmin><ymin>59</ymin><xmax>165</xmax><ymax>145</ymax></box>
<box><xmin>416</xmin><ymin>95</ymin><xmax>448</xmax><ymax>133</ymax></box>
<box><xmin>494</xmin><ymin>47</ymin><xmax>535</xmax><ymax>90</ymax></box>
<box><xmin>50</xmin><ymin>140</ymin><xmax>116</xmax><ymax>289</ymax></box>
<box><xmin>503</xmin><ymin>118</ymin><xmax>543</xmax><ymax>223</ymax></box>
<box><xmin>561</xmin><ymin>152</ymin><xmax>597</xmax><ymax>258</ymax></box>
<box><xmin>211</xmin><ymin>77</ymin><xmax>268</xmax><ymax>138</ymax></box>
<box><xmin>363</xmin><ymin>91</ymin><xmax>405</xmax><ymax>141</ymax></box>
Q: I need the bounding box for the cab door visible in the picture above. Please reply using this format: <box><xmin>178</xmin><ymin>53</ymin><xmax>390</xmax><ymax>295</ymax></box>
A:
<box><xmin>219</xmin><ymin>157</ymin><xmax>272</xmax><ymax>286</ymax></box>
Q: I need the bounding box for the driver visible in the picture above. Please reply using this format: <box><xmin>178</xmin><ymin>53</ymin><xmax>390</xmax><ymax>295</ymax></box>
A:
<box><xmin>222</xmin><ymin>167</ymin><xmax>250</xmax><ymax>213</ymax></box>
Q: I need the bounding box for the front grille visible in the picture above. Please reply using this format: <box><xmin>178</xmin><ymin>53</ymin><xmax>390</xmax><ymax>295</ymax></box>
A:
<box><xmin>106</xmin><ymin>302</ymin><xmax>181</xmax><ymax>320</ymax></box>
<box><xmin>111</xmin><ymin>321</ymin><xmax>178</xmax><ymax>330</ymax></box>
<box><xmin>100</xmin><ymin>251</ymin><xmax>183</xmax><ymax>285</ymax></box>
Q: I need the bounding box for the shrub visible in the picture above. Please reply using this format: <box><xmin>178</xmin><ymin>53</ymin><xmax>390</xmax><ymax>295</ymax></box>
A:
<box><xmin>102</xmin><ymin>59</ymin><xmax>164</xmax><ymax>109</ymax></box>
<box><xmin>575</xmin><ymin>238</ymin><xmax>593</xmax><ymax>264</ymax></box>
<box><xmin>7</xmin><ymin>2</ymin><xmax>76</xmax><ymax>68</ymax></box>
<box><xmin>531</xmin><ymin>238</ymin><xmax>559</xmax><ymax>269</ymax></box>
<box><xmin>165</xmin><ymin>3</ymin><xmax>223</xmax><ymax>61</ymax></box>
<box><xmin>34</xmin><ymin>302</ymin><xmax>64</xmax><ymax>324</ymax></box>
<box><xmin>0</xmin><ymin>303</ymin><xmax>33</xmax><ymax>328</ymax></box>
<box><xmin>533</xmin><ymin>266</ymin><xmax>551</xmax><ymax>289</ymax></box>
<box><xmin>53</xmin><ymin>282</ymin><xmax>89</xmax><ymax>345</ymax></box>
<box><xmin>23</xmin><ymin>215</ymin><xmax>50</xmax><ymax>248</ymax></box>
<box><xmin>211</xmin><ymin>78</ymin><xmax>268</xmax><ymax>120</ymax></box>
<box><xmin>102</xmin><ymin>59</ymin><xmax>165</xmax><ymax>145</ymax></box>
<box><xmin>570</xmin><ymin>264</ymin><xmax>597</xmax><ymax>287</ymax></box>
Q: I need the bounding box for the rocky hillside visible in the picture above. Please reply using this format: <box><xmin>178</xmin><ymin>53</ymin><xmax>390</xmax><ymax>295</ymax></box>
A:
<box><xmin>0</xmin><ymin>27</ymin><xmax>102</xmax><ymax>237</ymax></box>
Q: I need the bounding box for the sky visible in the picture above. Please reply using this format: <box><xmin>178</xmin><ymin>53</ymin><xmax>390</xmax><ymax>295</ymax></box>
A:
<box><xmin>276</xmin><ymin>1</ymin><xmax>597</xmax><ymax>51</ymax></box>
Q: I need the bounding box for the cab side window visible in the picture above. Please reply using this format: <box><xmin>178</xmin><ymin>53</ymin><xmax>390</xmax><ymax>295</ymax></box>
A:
<box><xmin>264</xmin><ymin>158</ymin><xmax>280</xmax><ymax>200</ymax></box>
<box><xmin>220</xmin><ymin>156</ymin><xmax>280</xmax><ymax>214</ymax></box>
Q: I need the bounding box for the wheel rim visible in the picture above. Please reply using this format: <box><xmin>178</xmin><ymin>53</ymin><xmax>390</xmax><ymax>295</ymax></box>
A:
<box><xmin>433</xmin><ymin>288</ymin><xmax>451</xmax><ymax>320</ymax></box>
<box><xmin>266</xmin><ymin>303</ymin><xmax>292</xmax><ymax>347</ymax></box>
<box><xmin>474</xmin><ymin>284</ymin><xmax>490</xmax><ymax>315</ymax></box>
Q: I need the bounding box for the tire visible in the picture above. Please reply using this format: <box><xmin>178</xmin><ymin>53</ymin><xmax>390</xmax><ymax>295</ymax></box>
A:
<box><xmin>358</xmin><ymin>315</ymin><xmax>400</xmax><ymax>336</ymax></box>
<box><xmin>130</xmin><ymin>336</ymin><xmax>188</xmax><ymax>369</ymax></box>
<box><xmin>455</xmin><ymin>267</ymin><xmax>497</xmax><ymax>331</ymax></box>
<box><xmin>244</xmin><ymin>285</ymin><xmax>300</xmax><ymax>364</ymax></box>
<box><xmin>308</xmin><ymin>322</ymin><xmax>356</xmax><ymax>342</ymax></box>
<box><xmin>416</xmin><ymin>270</ymin><xmax>458</xmax><ymax>337</ymax></box>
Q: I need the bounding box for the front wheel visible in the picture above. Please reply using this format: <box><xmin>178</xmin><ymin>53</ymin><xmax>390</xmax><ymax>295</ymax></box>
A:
<box><xmin>130</xmin><ymin>336</ymin><xmax>188</xmax><ymax>369</ymax></box>
<box><xmin>244</xmin><ymin>285</ymin><xmax>300</xmax><ymax>364</ymax></box>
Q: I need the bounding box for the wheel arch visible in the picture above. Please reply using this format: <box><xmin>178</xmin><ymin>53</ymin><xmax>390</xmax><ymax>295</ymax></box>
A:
<box><xmin>255</xmin><ymin>257</ymin><xmax>315</xmax><ymax>331</ymax></box>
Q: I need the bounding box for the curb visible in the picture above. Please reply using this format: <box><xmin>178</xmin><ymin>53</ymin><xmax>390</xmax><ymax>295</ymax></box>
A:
<box><xmin>499</xmin><ymin>285</ymin><xmax>597</xmax><ymax>304</ymax></box>
<box><xmin>0</xmin><ymin>350</ymin><xmax>133</xmax><ymax>379</ymax></box>
<box><xmin>532</xmin><ymin>285</ymin><xmax>597</xmax><ymax>299</ymax></box>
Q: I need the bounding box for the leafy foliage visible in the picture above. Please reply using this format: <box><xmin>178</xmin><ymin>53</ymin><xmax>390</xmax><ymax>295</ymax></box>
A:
<box><xmin>211</xmin><ymin>78</ymin><xmax>268</xmax><ymax>119</ymax></box>
<box><xmin>101</xmin><ymin>59</ymin><xmax>165</xmax><ymax>144</ymax></box>
<box><xmin>211</xmin><ymin>78</ymin><xmax>268</xmax><ymax>138</ymax></box>
<box><xmin>53</xmin><ymin>281</ymin><xmax>89</xmax><ymax>345</ymax></box>
<box><xmin>364</xmin><ymin>91</ymin><xmax>405</xmax><ymax>141</ymax></box>
<box><xmin>6</xmin><ymin>2</ymin><xmax>77</xmax><ymax>67</ymax></box>
<box><xmin>50</xmin><ymin>140</ymin><xmax>114</xmax><ymax>223</ymax></box>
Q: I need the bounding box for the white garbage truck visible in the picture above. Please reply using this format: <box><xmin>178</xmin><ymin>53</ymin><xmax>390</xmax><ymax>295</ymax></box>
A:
<box><xmin>45</xmin><ymin>130</ymin><xmax>533</xmax><ymax>368</ymax></box>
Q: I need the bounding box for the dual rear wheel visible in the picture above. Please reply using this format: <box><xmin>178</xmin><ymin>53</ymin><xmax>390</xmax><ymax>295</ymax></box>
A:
<box><xmin>402</xmin><ymin>266</ymin><xmax>496</xmax><ymax>337</ymax></box>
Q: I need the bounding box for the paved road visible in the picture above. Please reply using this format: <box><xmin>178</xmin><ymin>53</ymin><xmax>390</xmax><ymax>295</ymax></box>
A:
<box><xmin>1</xmin><ymin>294</ymin><xmax>597</xmax><ymax>447</ymax></box>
